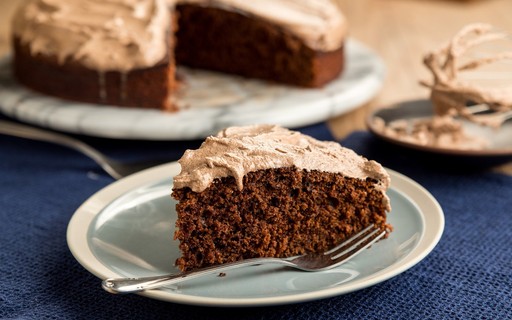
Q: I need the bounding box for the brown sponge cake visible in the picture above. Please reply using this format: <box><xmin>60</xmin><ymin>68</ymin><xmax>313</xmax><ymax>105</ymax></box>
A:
<box><xmin>12</xmin><ymin>39</ymin><xmax>176</xmax><ymax>110</ymax></box>
<box><xmin>175</xmin><ymin>1</ymin><xmax>346</xmax><ymax>87</ymax></box>
<box><xmin>172</xmin><ymin>125</ymin><xmax>391</xmax><ymax>272</ymax></box>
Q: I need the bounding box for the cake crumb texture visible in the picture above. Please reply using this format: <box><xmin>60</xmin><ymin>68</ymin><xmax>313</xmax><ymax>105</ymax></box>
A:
<box><xmin>173</xmin><ymin>167</ymin><xmax>390</xmax><ymax>272</ymax></box>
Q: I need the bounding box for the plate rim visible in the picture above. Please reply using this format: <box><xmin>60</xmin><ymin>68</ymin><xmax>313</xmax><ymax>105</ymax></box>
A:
<box><xmin>66</xmin><ymin>163</ymin><xmax>444</xmax><ymax>307</ymax></box>
<box><xmin>0</xmin><ymin>38</ymin><xmax>385</xmax><ymax>141</ymax></box>
<box><xmin>366</xmin><ymin>98</ymin><xmax>512</xmax><ymax>157</ymax></box>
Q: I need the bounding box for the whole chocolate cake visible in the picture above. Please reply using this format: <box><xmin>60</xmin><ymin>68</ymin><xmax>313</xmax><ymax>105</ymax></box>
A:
<box><xmin>172</xmin><ymin>125</ymin><xmax>392</xmax><ymax>271</ymax></box>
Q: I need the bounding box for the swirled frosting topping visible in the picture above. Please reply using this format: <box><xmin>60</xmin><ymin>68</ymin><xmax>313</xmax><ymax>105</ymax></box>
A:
<box><xmin>177</xmin><ymin>0</ymin><xmax>347</xmax><ymax>51</ymax></box>
<box><xmin>174</xmin><ymin>125</ymin><xmax>390</xmax><ymax>209</ymax></box>
<box><xmin>12</xmin><ymin>0</ymin><xmax>169</xmax><ymax>71</ymax></box>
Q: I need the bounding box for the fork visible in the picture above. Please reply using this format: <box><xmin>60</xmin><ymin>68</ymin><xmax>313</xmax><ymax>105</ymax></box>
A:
<box><xmin>0</xmin><ymin>119</ymin><xmax>168</xmax><ymax>179</ymax></box>
<box><xmin>102</xmin><ymin>224</ymin><xmax>386</xmax><ymax>294</ymax></box>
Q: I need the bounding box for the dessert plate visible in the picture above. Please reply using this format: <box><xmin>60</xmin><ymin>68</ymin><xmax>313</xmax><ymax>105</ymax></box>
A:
<box><xmin>0</xmin><ymin>39</ymin><xmax>384</xmax><ymax>140</ymax></box>
<box><xmin>367</xmin><ymin>99</ymin><xmax>512</xmax><ymax>157</ymax></box>
<box><xmin>67</xmin><ymin>162</ymin><xmax>444</xmax><ymax>307</ymax></box>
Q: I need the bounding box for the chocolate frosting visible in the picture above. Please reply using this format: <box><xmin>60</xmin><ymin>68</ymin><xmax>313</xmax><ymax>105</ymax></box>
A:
<box><xmin>173</xmin><ymin>125</ymin><xmax>390</xmax><ymax>209</ymax></box>
<box><xmin>12</xmin><ymin>0</ymin><xmax>170</xmax><ymax>71</ymax></box>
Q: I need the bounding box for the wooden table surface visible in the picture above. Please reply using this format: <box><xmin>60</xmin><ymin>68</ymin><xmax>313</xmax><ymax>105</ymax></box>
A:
<box><xmin>1</xmin><ymin>0</ymin><xmax>511</xmax><ymax>172</ymax></box>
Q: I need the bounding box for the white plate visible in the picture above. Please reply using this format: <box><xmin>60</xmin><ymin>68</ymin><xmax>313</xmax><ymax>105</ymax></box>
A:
<box><xmin>0</xmin><ymin>39</ymin><xmax>384</xmax><ymax>140</ymax></box>
<box><xmin>67</xmin><ymin>163</ymin><xmax>444</xmax><ymax>307</ymax></box>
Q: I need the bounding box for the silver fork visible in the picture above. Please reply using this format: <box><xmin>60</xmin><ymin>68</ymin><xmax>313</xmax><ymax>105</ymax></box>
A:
<box><xmin>102</xmin><ymin>224</ymin><xmax>386</xmax><ymax>294</ymax></box>
<box><xmin>0</xmin><ymin>119</ymin><xmax>168</xmax><ymax>179</ymax></box>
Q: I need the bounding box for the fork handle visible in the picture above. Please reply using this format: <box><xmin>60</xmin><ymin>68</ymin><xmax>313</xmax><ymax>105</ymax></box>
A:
<box><xmin>102</xmin><ymin>257</ymin><xmax>291</xmax><ymax>294</ymax></box>
<box><xmin>0</xmin><ymin>120</ymin><xmax>108</xmax><ymax>168</ymax></box>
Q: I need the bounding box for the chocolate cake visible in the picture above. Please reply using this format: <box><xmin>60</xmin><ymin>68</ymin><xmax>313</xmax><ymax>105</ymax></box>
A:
<box><xmin>175</xmin><ymin>0</ymin><xmax>346</xmax><ymax>88</ymax></box>
<box><xmin>172</xmin><ymin>125</ymin><xmax>391</xmax><ymax>272</ymax></box>
<box><xmin>11</xmin><ymin>0</ymin><xmax>347</xmax><ymax>110</ymax></box>
<box><xmin>11</xmin><ymin>0</ymin><xmax>177</xmax><ymax>110</ymax></box>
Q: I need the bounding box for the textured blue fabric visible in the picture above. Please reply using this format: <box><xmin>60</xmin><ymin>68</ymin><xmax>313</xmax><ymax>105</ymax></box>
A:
<box><xmin>1</xmin><ymin>120</ymin><xmax>511</xmax><ymax>320</ymax></box>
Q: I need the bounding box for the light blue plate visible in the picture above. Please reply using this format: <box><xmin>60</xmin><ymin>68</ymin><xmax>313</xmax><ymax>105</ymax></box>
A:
<box><xmin>67</xmin><ymin>163</ymin><xmax>444</xmax><ymax>306</ymax></box>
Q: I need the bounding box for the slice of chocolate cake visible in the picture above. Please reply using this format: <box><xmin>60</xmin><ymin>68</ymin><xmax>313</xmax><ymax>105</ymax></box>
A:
<box><xmin>172</xmin><ymin>125</ymin><xmax>391</xmax><ymax>272</ymax></box>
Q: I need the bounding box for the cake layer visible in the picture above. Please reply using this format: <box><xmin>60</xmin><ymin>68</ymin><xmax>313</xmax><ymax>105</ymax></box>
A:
<box><xmin>173</xmin><ymin>167</ymin><xmax>391</xmax><ymax>272</ymax></box>
<box><xmin>13</xmin><ymin>38</ymin><xmax>176</xmax><ymax>110</ymax></box>
<box><xmin>175</xmin><ymin>3</ymin><xmax>345</xmax><ymax>87</ymax></box>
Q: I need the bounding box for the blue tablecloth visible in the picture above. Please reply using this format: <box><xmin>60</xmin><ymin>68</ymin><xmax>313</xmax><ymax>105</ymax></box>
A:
<box><xmin>1</xmin><ymin>120</ymin><xmax>511</xmax><ymax>319</ymax></box>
